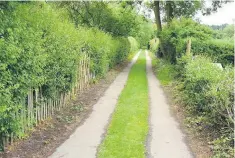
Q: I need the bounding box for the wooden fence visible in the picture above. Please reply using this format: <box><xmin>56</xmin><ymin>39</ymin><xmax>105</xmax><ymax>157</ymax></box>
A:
<box><xmin>0</xmin><ymin>53</ymin><xmax>92</xmax><ymax>150</ymax></box>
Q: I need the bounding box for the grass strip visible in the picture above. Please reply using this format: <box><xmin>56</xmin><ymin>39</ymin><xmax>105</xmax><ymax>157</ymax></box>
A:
<box><xmin>151</xmin><ymin>54</ymin><xmax>175</xmax><ymax>86</ymax></box>
<box><xmin>98</xmin><ymin>51</ymin><xmax>149</xmax><ymax>158</ymax></box>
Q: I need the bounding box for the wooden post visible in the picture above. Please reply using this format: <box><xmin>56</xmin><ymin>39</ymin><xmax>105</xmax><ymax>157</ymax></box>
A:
<box><xmin>85</xmin><ymin>55</ymin><xmax>87</xmax><ymax>88</ymax></box>
<box><xmin>5</xmin><ymin>136</ymin><xmax>8</xmax><ymax>147</ymax></box>
<box><xmin>51</xmin><ymin>99</ymin><xmax>53</xmax><ymax>116</ymax></box>
<box><xmin>60</xmin><ymin>93</ymin><xmax>63</xmax><ymax>108</ymax></box>
<box><xmin>2</xmin><ymin>136</ymin><xmax>6</xmax><ymax>149</ymax></box>
<box><xmin>10</xmin><ymin>133</ymin><xmax>13</xmax><ymax>145</ymax></box>
<box><xmin>63</xmin><ymin>93</ymin><xmax>65</xmax><ymax>107</ymax></box>
<box><xmin>81</xmin><ymin>58</ymin><xmax>84</xmax><ymax>91</ymax></box>
<box><xmin>45</xmin><ymin>100</ymin><xmax>48</xmax><ymax>119</ymax></box>
<box><xmin>21</xmin><ymin>103</ymin><xmax>25</xmax><ymax>134</ymax></box>
<box><xmin>80</xmin><ymin>59</ymin><xmax>82</xmax><ymax>92</ymax></box>
<box><xmin>43</xmin><ymin>100</ymin><xmax>45</xmax><ymax>120</ymax></box>
<box><xmin>48</xmin><ymin>99</ymin><xmax>50</xmax><ymax>118</ymax></box>
<box><xmin>31</xmin><ymin>89</ymin><xmax>34</xmax><ymax>126</ymax></box>
<box><xmin>35</xmin><ymin>89</ymin><xmax>38</xmax><ymax>125</ymax></box>
<box><xmin>186</xmin><ymin>38</ymin><xmax>191</xmax><ymax>56</ymax></box>
<box><xmin>27</xmin><ymin>90</ymin><xmax>31</xmax><ymax>127</ymax></box>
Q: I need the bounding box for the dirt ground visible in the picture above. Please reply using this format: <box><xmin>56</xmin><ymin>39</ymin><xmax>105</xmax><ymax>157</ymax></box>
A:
<box><xmin>0</xmin><ymin>62</ymin><xmax>127</xmax><ymax>158</ymax></box>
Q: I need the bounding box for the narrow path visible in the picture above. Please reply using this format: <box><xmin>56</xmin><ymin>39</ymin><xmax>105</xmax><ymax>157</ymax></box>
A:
<box><xmin>146</xmin><ymin>50</ymin><xmax>193</xmax><ymax>158</ymax></box>
<box><xmin>98</xmin><ymin>51</ymin><xmax>148</xmax><ymax>158</ymax></box>
<box><xmin>49</xmin><ymin>51</ymin><xmax>141</xmax><ymax>158</ymax></box>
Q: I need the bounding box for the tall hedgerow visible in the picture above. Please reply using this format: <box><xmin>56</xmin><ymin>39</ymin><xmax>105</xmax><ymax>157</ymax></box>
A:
<box><xmin>181</xmin><ymin>56</ymin><xmax>234</xmax><ymax>157</ymax></box>
<box><xmin>0</xmin><ymin>2</ymin><xmax>133</xmax><ymax>148</ymax></box>
<box><xmin>159</xmin><ymin>18</ymin><xmax>234</xmax><ymax>65</ymax></box>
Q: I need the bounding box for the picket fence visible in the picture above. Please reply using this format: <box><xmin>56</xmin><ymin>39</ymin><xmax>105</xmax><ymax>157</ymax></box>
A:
<box><xmin>0</xmin><ymin>54</ymin><xmax>92</xmax><ymax>149</ymax></box>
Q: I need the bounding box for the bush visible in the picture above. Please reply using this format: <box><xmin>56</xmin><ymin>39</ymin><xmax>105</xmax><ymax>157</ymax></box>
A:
<box><xmin>128</xmin><ymin>36</ymin><xmax>139</xmax><ymax>54</ymax></box>
<box><xmin>134</xmin><ymin>19</ymin><xmax>155</xmax><ymax>48</ymax></box>
<box><xmin>179</xmin><ymin>56</ymin><xmax>234</xmax><ymax>157</ymax></box>
<box><xmin>152</xmin><ymin>58</ymin><xmax>175</xmax><ymax>86</ymax></box>
<box><xmin>159</xmin><ymin>18</ymin><xmax>234</xmax><ymax>66</ymax></box>
<box><xmin>154</xmin><ymin>54</ymin><xmax>234</xmax><ymax>157</ymax></box>
<box><xmin>191</xmin><ymin>39</ymin><xmax>234</xmax><ymax>66</ymax></box>
<box><xmin>159</xmin><ymin>18</ymin><xmax>213</xmax><ymax>62</ymax></box>
<box><xmin>149</xmin><ymin>38</ymin><xmax>159</xmax><ymax>54</ymax></box>
<box><xmin>0</xmin><ymin>2</ymin><xmax>133</xmax><ymax>146</ymax></box>
<box><xmin>154</xmin><ymin>17</ymin><xmax>234</xmax><ymax>158</ymax></box>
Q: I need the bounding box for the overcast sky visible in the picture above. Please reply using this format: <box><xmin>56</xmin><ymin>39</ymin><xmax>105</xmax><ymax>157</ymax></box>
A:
<box><xmin>196</xmin><ymin>1</ymin><xmax>235</xmax><ymax>25</ymax></box>
<box><xmin>139</xmin><ymin>1</ymin><xmax>235</xmax><ymax>25</ymax></box>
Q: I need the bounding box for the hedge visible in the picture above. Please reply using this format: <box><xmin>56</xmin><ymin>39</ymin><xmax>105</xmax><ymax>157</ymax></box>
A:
<box><xmin>0</xmin><ymin>2</ymin><xmax>134</xmax><ymax>149</ymax></box>
<box><xmin>176</xmin><ymin>55</ymin><xmax>234</xmax><ymax>157</ymax></box>
<box><xmin>191</xmin><ymin>39</ymin><xmax>234</xmax><ymax>66</ymax></box>
<box><xmin>159</xmin><ymin>18</ymin><xmax>234</xmax><ymax>66</ymax></box>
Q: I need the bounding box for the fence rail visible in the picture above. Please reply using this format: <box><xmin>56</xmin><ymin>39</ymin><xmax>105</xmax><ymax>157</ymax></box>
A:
<box><xmin>0</xmin><ymin>54</ymin><xmax>92</xmax><ymax>150</ymax></box>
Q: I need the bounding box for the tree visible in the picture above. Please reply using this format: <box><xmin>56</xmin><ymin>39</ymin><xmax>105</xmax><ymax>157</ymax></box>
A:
<box><xmin>152</xmin><ymin>1</ymin><xmax>165</xmax><ymax>57</ymax></box>
<box><xmin>150</xmin><ymin>0</ymin><xmax>231</xmax><ymax>62</ymax></box>
<box><xmin>54</xmin><ymin>1</ymin><xmax>142</xmax><ymax>37</ymax></box>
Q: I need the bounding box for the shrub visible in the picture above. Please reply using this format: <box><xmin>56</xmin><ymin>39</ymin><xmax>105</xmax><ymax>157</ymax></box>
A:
<box><xmin>128</xmin><ymin>36</ymin><xmax>139</xmax><ymax>54</ymax></box>
<box><xmin>191</xmin><ymin>39</ymin><xmax>234</xmax><ymax>66</ymax></box>
<box><xmin>159</xmin><ymin>18</ymin><xmax>234</xmax><ymax>66</ymax></box>
<box><xmin>152</xmin><ymin>58</ymin><xmax>176</xmax><ymax>86</ymax></box>
<box><xmin>179</xmin><ymin>56</ymin><xmax>234</xmax><ymax>157</ymax></box>
<box><xmin>159</xmin><ymin>18</ymin><xmax>213</xmax><ymax>62</ymax></box>
<box><xmin>149</xmin><ymin>38</ymin><xmax>159</xmax><ymax>54</ymax></box>
<box><xmin>0</xmin><ymin>2</ymin><xmax>133</xmax><ymax>147</ymax></box>
<box><xmin>134</xmin><ymin>19</ymin><xmax>155</xmax><ymax>48</ymax></box>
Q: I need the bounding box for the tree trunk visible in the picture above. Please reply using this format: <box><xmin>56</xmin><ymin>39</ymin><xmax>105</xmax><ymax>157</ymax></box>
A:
<box><xmin>166</xmin><ymin>1</ymin><xmax>174</xmax><ymax>25</ymax></box>
<box><xmin>153</xmin><ymin>1</ymin><xmax>162</xmax><ymax>31</ymax></box>
<box><xmin>153</xmin><ymin>1</ymin><xmax>166</xmax><ymax>57</ymax></box>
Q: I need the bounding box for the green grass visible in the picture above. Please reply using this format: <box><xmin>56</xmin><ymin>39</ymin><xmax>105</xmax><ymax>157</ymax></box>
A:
<box><xmin>151</xmin><ymin>56</ymin><xmax>175</xmax><ymax>86</ymax></box>
<box><xmin>127</xmin><ymin>50</ymin><xmax>138</xmax><ymax>61</ymax></box>
<box><xmin>98</xmin><ymin>51</ymin><xmax>149</xmax><ymax>158</ymax></box>
<box><xmin>148</xmin><ymin>39</ymin><xmax>175</xmax><ymax>86</ymax></box>
<box><xmin>149</xmin><ymin>38</ymin><xmax>159</xmax><ymax>53</ymax></box>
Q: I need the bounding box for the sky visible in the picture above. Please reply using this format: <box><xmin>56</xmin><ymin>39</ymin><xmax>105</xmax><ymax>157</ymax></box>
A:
<box><xmin>196</xmin><ymin>1</ymin><xmax>235</xmax><ymax>25</ymax></box>
<box><xmin>138</xmin><ymin>1</ymin><xmax>235</xmax><ymax>25</ymax></box>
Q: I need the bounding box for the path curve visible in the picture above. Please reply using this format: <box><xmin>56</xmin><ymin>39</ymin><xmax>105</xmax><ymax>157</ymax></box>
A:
<box><xmin>49</xmin><ymin>51</ymin><xmax>141</xmax><ymax>158</ymax></box>
<box><xmin>146</xmin><ymin>51</ymin><xmax>193</xmax><ymax>158</ymax></box>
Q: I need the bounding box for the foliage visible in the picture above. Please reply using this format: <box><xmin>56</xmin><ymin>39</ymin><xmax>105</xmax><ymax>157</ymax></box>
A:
<box><xmin>150</xmin><ymin>0</ymin><xmax>234</xmax><ymax>155</ymax></box>
<box><xmin>149</xmin><ymin>38</ymin><xmax>159</xmax><ymax>54</ymax></box>
<box><xmin>159</xmin><ymin>18</ymin><xmax>234</xmax><ymax>65</ymax></box>
<box><xmin>159</xmin><ymin>18</ymin><xmax>211</xmax><ymax>62</ymax></box>
<box><xmin>209</xmin><ymin>24</ymin><xmax>228</xmax><ymax>30</ymax></box>
<box><xmin>0</xmin><ymin>1</ymin><xmax>138</xmax><ymax>148</ymax></box>
<box><xmin>222</xmin><ymin>24</ymin><xmax>234</xmax><ymax>39</ymax></box>
<box><xmin>174</xmin><ymin>55</ymin><xmax>192</xmax><ymax>80</ymax></box>
<box><xmin>153</xmin><ymin>55</ymin><xmax>234</xmax><ymax>157</ymax></box>
<box><xmin>161</xmin><ymin>1</ymin><xmax>202</xmax><ymax>21</ymax></box>
<box><xmin>177</xmin><ymin>56</ymin><xmax>234</xmax><ymax>157</ymax></box>
<box><xmin>56</xmin><ymin>1</ymin><xmax>152</xmax><ymax>39</ymax></box>
<box><xmin>212</xmin><ymin>24</ymin><xmax>234</xmax><ymax>42</ymax></box>
<box><xmin>134</xmin><ymin>17</ymin><xmax>155</xmax><ymax>48</ymax></box>
<box><xmin>98</xmin><ymin>52</ymin><xmax>148</xmax><ymax>158</ymax></box>
<box><xmin>152</xmin><ymin>58</ymin><xmax>175</xmax><ymax>86</ymax></box>
<box><xmin>191</xmin><ymin>39</ymin><xmax>234</xmax><ymax>66</ymax></box>
<box><xmin>128</xmin><ymin>36</ymin><xmax>139</xmax><ymax>54</ymax></box>
<box><xmin>152</xmin><ymin>37</ymin><xmax>234</xmax><ymax>156</ymax></box>
<box><xmin>211</xmin><ymin>134</ymin><xmax>234</xmax><ymax>158</ymax></box>
<box><xmin>56</xmin><ymin>1</ymin><xmax>154</xmax><ymax>47</ymax></box>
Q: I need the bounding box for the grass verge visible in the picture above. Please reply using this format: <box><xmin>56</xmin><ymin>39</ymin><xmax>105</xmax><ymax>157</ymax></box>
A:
<box><xmin>97</xmin><ymin>51</ymin><xmax>149</xmax><ymax>158</ymax></box>
<box><xmin>151</xmin><ymin>53</ymin><xmax>175</xmax><ymax>86</ymax></box>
